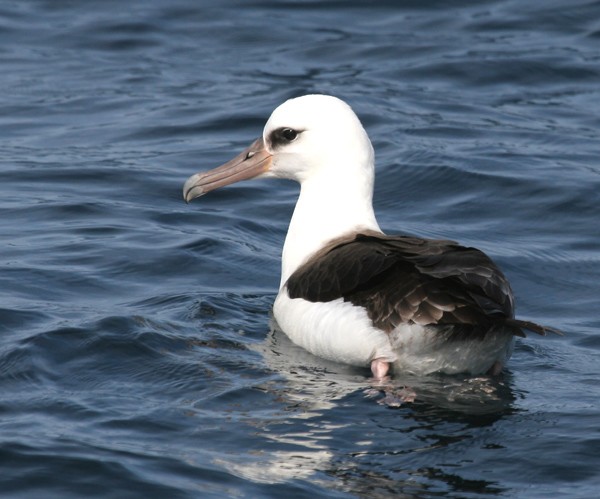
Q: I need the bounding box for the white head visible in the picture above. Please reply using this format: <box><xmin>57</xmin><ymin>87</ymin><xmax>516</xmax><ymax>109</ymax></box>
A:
<box><xmin>183</xmin><ymin>94</ymin><xmax>375</xmax><ymax>200</ymax></box>
<box><xmin>183</xmin><ymin>94</ymin><xmax>381</xmax><ymax>283</ymax></box>
<box><xmin>262</xmin><ymin>95</ymin><xmax>374</xmax><ymax>183</ymax></box>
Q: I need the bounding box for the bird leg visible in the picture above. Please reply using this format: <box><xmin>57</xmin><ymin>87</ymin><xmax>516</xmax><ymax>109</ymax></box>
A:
<box><xmin>365</xmin><ymin>359</ymin><xmax>416</xmax><ymax>407</ymax></box>
<box><xmin>370</xmin><ymin>358</ymin><xmax>390</xmax><ymax>380</ymax></box>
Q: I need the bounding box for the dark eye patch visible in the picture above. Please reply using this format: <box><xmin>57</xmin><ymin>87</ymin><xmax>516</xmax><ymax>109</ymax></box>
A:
<box><xmin>270</xmin><ymin>127</ymin><xmax>301</xmax><ymax>148</ymax></box>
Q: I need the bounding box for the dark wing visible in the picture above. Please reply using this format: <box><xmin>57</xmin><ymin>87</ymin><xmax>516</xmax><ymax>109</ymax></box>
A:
<box><xmin>286</xmin><ymin>232</ymin><xmax>555</xmax><ymax>339</ymax></box>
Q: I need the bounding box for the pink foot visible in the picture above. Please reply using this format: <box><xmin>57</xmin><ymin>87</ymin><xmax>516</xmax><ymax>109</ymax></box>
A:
<box><xmin>370</xmin><ymin>358</ymin><xmax>390</xmax><ymax>380</ymax></box>
<box><xmin>379</xmin><ymin>387</ymin><xmax>417</xmax><ymax>407</ymax></box>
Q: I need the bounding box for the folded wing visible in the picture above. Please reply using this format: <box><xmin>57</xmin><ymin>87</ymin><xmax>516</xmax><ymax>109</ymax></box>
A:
<box><xmin>286</xmin><ymin>232</ymin><xmax>556</xmax><ymax>339</ymax></box>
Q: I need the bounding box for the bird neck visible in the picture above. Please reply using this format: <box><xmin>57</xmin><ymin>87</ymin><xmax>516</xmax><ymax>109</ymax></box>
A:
<box><xmin>280</xmin><ymin>169</ymin><xmax>380</xmax><ymax>288</ymax></box>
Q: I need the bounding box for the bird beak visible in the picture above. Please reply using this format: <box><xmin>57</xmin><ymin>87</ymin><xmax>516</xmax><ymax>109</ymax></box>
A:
<box><xmin>183</xmin><ymin>137</ymin><xmax>272</xmax><ymax>203</ymax></box>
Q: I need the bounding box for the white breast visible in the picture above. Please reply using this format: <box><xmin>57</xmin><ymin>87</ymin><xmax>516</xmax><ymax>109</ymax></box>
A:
<box><xmin>273</xmin><ymin>292</ymin><xmax>396</xmax><ymax>367</ymax></box>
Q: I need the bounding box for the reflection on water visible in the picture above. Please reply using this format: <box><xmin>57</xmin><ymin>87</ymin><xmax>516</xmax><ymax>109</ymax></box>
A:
<box><xmin>222</xmin><ymin>324</ymin><xmax>517</xmax><ymax>493</ymax></box>
<box><xmin>261</xmin><ymin>324</ymin><xmax>516</xmax><ymax>414</ymax></box>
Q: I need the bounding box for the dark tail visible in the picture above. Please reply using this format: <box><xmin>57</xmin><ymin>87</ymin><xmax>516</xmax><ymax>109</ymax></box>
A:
<box><xmin>506</xmin><ymin>318</ymin><xmax>563</xmax><ymax>337</ymax></box>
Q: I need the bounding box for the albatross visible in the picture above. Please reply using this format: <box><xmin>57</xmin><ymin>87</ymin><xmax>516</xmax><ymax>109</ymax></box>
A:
<box><xmin>183</xmin><ymin>94</ymin><xmax>557</xmax><ymax>379</ymax></box>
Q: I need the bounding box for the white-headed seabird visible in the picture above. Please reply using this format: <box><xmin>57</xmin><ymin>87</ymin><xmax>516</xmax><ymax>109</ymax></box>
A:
<box><xmin>183</xmin><ymin>94</ymin><xmax>558</xmax><ymax>379</ymax></box>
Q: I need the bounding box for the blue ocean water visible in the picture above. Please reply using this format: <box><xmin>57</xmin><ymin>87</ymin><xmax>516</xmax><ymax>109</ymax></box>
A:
<box><xmin>1</xmin><ymin>0</ymin><xmax>599</xmax><ymax>497</ymax></box>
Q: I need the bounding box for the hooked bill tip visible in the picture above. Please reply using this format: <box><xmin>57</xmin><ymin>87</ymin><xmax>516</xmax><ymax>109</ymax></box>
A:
<box><xmin>183</xmin><ymin>174</ymin><xmax>205</xmax><ymax>203</ymax></box>
<box><xmin>183</xmin><ymin>185</ymin><xmax>205</xmax><ymax>203</ymax></box>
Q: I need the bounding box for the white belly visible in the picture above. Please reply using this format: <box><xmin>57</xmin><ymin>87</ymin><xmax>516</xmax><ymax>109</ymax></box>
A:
<box><xmin>273</xmin><ymin>291</ymin><xmax>514</xmax><ymax>376</ymax></box>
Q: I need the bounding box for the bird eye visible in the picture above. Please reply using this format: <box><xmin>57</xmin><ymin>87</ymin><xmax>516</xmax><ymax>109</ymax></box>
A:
<box><xmin>281</xmin><ymin>128</ymin><xmax>298</xmax><ymax>141</ymax></box>
<box><xmin>269</xmin><ymin>127</ymin><xmax>301</xmax><ymax>148</ymax></box>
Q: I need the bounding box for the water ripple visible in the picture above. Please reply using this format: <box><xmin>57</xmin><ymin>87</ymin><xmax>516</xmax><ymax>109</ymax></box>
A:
<box><xmin>1</xmin><ymin>0</ymin><xmax>599</xmax><ymax>497</ymax></box>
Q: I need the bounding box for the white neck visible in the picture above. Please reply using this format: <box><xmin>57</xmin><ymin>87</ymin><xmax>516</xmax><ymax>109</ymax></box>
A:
<box><xmin>279</xmin><ymin>167</ymin><xmax>381</xmax><ymax>288</ymax></box>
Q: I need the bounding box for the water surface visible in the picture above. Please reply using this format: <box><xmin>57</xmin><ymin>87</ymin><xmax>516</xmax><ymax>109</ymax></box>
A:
<box><xmin>1</xmin><ymin>1</ymin><xmax>599</xmax><ymax>497</ymax></box>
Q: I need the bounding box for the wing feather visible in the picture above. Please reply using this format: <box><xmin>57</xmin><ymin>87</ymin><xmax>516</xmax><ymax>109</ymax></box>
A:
<box><xmin>286</xmin><ymin>232</ymin><xmax>553</xmax><ymax>339</ymax></box>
